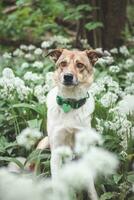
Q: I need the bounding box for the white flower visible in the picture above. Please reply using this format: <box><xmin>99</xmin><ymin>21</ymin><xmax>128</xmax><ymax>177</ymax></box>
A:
<box><xmin>32</xmin><ymin>61</ymin><xmax>43</xmax><ymax>69</ymax></box>
<box><xmin>125</xmin><ymin>58</ymin><xmax>134</xmax><ymax>68</ymax></box>
<box><xmin>34</xmin><ymin>48</ymin><xmax>43</xmax><ymax>55</ymax></box>
<box><xmin>109</xmin><ymin>65</ymin><xmax>120</xmax><ymax>73</ymax></box>
<box><xmin>119</xmin><ymin>46</ymin><xmax>129</xmax><ymax>56</ymax></box>
<box><xmin>13</xmin><ymin>49</ymin><xmax>24</xmax><ymax>57</ymax></box>
<box><xmin>125</xmin><ymin>84</ymin><xmax>134</xmax><ymax>95</ymax></box>
<box><xmin>55</xmin><ymin>146</ymin><xmax>73</xmax><ymax>164</ymax></box>
<box><xmin>21</xmin><ymin>62</ymin><xmax>29</xmax><ymax>69</ymax></box>
<box><xmin>25</xmin><ymin>53</ymin><xmax>35</xmax><ymax>61</ymax></box>
<box><xmin>51</xmin><ymin>36</ymin><xmax>70</xmax><ymax>45</ymax></box>
<box><xmin>3</xmin><ymin>52</ymin><xmax>12</xmax><ymax>59</ymax></box>
<box><xmin>28</xmin><ymin>45</ymin><xmax>36</xmax><ymax>51</ymax></box>
<box><xmin>75</xmin><ymin>128</ymin><xmax>103</xmax><ymax>155</ymax></box>
<box><xmin>20</xmin><ymin>44</ymin><xmax>28</xmax><ymax>51</ymax></box>
<box><xmin>110</xmin><ymin>48</ymin><xmax>118</xmax><ymax>54</ymax></box>
<box><xmin>100</xmin><ymin>92</ymin><xmax>118</xmax><ymax>107</ymax></box>
<box><xmin>24</xmin><ymin>72</ymin><xmax>43</xmax><ymax>82</ymax></box>
<box><xmin>83</xmin><ymin>147</ymin><xmax>119</xmax><ymax>176</ymax></box>
<box><xmin>34</xmin><ymin>85</ymin><xmax>47</xmax><ymax>103</ymax></box>
<box><xmin>125</xmin><ymin>72</ymin><xmax>134</xmax><ymax>86</ymax></box>
<box><xmin>41</xmin><ymin>41</ymin><xmax>52</xmax><ymax>48</ymax></box>
<box><xmin>45</xmin><ymin>72</ymin><xmax>55</xmax><ymax>89</ymax></box>
<box><xmin>17</xmin><ymin>127</ymin><xmax>43</xmax><ymax>149</ymax></box>
<box><xmin>2</xmin><ymin>68</ymin><xmax>15</xmax><ymax>79</ymax></box>
<box><xmin>118</xmin><ymin>95</ymin><xmax>134</xmax><ymax>115</ymax></box>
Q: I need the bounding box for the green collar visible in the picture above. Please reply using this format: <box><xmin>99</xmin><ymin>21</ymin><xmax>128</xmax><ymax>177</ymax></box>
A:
<box><xmin>56</xmin><ymin>93</ymin><xmax>89</xmax><ymax>113</ymax></box>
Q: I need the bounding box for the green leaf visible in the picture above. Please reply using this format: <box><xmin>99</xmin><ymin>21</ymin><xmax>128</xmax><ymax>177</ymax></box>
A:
<box><xmin>85</xmin><ymin>21</ymin><xmax>103</xmax><ymax>31</ymax></box>
<box><xmin>100</xmin><ymin>192</ymin><xmax>115</xmax><ymax>200</ymax></box>
<box><xmin>127</xmin><ymin>172</ymin><xmax>134</xmax><ymax>183</ymax></box>
<box><xmin>113</xmin><ymin>174</ymin><xmax>123</xmax><ymax>184</ymax></box>
<box><xmin>12</xmin><ymin>103</ymin><xmax>46</xmax><ymax>117</ymax></box>
<box><xmin>0</xmin><ymin>156</ymin><xmax>24</xmax><ymax>169</ymax></box>
<box><xmin>28</xmin><ymin>119</ymin><xmax>42</xmax><ymax>129</ymax></box>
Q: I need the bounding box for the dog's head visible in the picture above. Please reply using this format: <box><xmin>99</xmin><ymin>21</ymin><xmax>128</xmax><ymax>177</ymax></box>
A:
<box><xmin>47</xmin><ymin>49</ymin><xmax>102</xmax><ymax>88</ymax></box>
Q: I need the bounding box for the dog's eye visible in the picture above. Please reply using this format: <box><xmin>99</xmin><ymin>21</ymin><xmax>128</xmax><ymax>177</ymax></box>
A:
<box><xmin>60</xmin><ymin>61</ymin><xmax>67</xmax><ymax>67</ymax></box>
<box><xmin>77</xmin><ymin>63</ymin><xmax>85</xmax><ymax>69</ymax></box>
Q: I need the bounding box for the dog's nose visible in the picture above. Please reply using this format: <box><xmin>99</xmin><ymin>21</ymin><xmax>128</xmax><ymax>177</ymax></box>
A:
<box><xmin>64</xmin><ymin>73</ymin><xmax>73</xmax><ymax>83</ymax></box>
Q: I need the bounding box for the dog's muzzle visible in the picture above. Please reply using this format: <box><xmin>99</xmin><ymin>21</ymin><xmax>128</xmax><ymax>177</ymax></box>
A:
<box><xmin>63</xmin><ymin>73</ymin><xmax>74</xmax><ymax>86</ymax></box>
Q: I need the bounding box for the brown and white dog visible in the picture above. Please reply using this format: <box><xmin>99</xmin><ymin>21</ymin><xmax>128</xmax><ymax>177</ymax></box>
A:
<box><xmin>37</xmin><ymin>49</ymin><xmax>102</xmax><ymax>178</ymax></box>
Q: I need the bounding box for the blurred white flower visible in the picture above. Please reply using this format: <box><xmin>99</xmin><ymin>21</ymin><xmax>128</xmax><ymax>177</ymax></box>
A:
<box><xmin>125</xmin><ymin>84</ymin><xmax>134</xmax><ymax>95</ymax></box>
<box><xmin>33</xmin><ymin>61</ymin><xmax>43</xmax><ymax>69</ymax></box>
<box><xmin>118</xmin><ymin>95</ymin><xmax>134</xmax><ymax>115</ymax></box>
<box><xmin>83</xmin><ymin>147</ymin><xmax>119</xmax><ymax>176</ymax></box>
<box><xmin>41</xmin><ymin>41</ymin><xmax>52</xmax><ymax>48</ymax></box>
<box><xmin>34</xmin><ymin>48</ymin><xmax>43</xmax><ymax>55</ymax></box>
<box><xmin>13</xmin><ymin>49</ymin><xmax>24</xmax><ymax>57</ymax></box>
<box><xmin>45</xmin><ymin>72</ymin><xmax>55</xmax><ymax>89</ymax></box>
<box><xmin>55</xmin><ymin>146</ymin><xmax>73</xmax><ymax>164</ymax></box>
<box><xmin>2</xmin><ymin>68</ymin><xmax>15</xmax><ymax>79</ymax></box>
<box><xmin>25</xmin><ymin>53</ymin><xmax>35</xmax><ymax>61</ymax></box>
<box><xmin>125</xmin><ymin>58</ymin><xmax>134</xmax><ymax>68</ymax></box>
<box><xmin>109</xmin><ymin>65</ymin><xmax>120</xmax><ymax>73</ymax></box>
<box><xmin>51</xmin><ymin>36</ymin><xmax>70</xmax><ymax>45</ymax></box>
<box><xmin>34</xmin><ymin>85</ymin><xmax>47</xmax><ymax>103</ymax></box>
<box><xmin>24</xmin><ymin>71</ymin><xmax>43</xmax><ymax>82</ymax></box>
<box><xmin>21</xmin><ymin>62</ymin><xmax>29</xmax><ymax>69</ymax></box>
<box><xmin>119</xmin><ymin>46</ymin><xmax>129</xmax><ymax>56</ymax></box>
<box><xmin>75</xmin><ymin>128</ymin><xmax>103</xmax><ymax>155</ymax></box>
<box><xmin>17</xmin><ymin>127</ymin><xmax>43</xmax><ymax>149</ymax></box>
<box><xmin>125</xmin><ymin>72</ymin><xmax>134</xmax><ymax>86</ymax></box>
<box><xmin>110</xmin><ymin>48</ymin><xmax>118</xmax><ymax>54</ymax></box>
<box><xmin>20</xmin><ymin>44</ymin><xmax>28</xmax><ymax>51</ymax></box>
<box><xmin>100</xmin><ymin>92</ymin><xmax>118</xmax><ymax>107</ymax></box>
<box><xmin>28</xmin><ymin>45</ymin><xmax>36</xmax><ymax>51</ymax></box>
<box><xmin>3</xmin><ymin>52</ymin><xmax>12</xmax><ymax>59</ymax></box>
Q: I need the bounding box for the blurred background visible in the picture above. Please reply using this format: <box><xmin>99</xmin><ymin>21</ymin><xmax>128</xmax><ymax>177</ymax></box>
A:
<box><xmin>0</xmin><ymin>0</ymin><xmax>133</xmax><ymax>50</ymax></box>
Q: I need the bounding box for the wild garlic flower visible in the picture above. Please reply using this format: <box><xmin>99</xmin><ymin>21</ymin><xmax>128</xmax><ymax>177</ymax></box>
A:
<box><xmin>28</xmin><ymin>44</ymin><xmax>36</xmax><ymax>51</ymax></box>
<box><xmin>13</xmin><ymin>49</ymin><xmax>24</xmax><ymax>57</ymax></box>
<box><xmin>125</xmin><ymin>84</ymin><xmax>134</xmax><ymax>95</ymax></box>
<box><xmin>25</xmin><ymin>53</ymin><xmax>35</xmax><ymax>61</ymax></box>
<box><xmin>21</xmin><ymin>62</ymin><xmax>29</xmax><ymax>69</ymax></box>
<box><xmin>24</xmin><ymin>71</ymin><xmax>43</xmax><ymax>82</ymax></box>
<box><xmin>100</xmin><ymin>92</ymin><xmax>118</xmax><ymax>107</ymax></box>
<box><xmin>17</xmin><ymin>127</ymin><xmax>43</xmax><ymax>149</ymax></box>
<box><xmin>2</xmin><ymin>67</ymin><xmax>15</xmax><ymax>79</ymax></box>
<box><xmin>119</xmin><ymin>46</ymin><xmax>130</xmax><ymax>57</ymax></box>
<box><xmin>34</xmin><ymin>85</ymin><xmax>47</xmax><ymax>103</ymax></box>
<box><xmin>117</xmin><ymin>95</ymin><xmax>134</xmax><ymax>115</ymax></box>
<box><xmin>34</xmin><ymin>48</ymin><xmax>43</xmax><ymax>55</ymax></box>
<box><xmin>41</xmin><ymin>41</ymin><xmax>52</xmax><ymax>48</ymax></box>
<box><xmin>20</xmin><ymin>44</ymin><xmax>28</xmax><ymax>51</ymax></box>
<box><xmin>32</xmin><ymin>61</ymin><xmax>43</xmax><ymax>69</ymax></box>
<box><xmin>3</xmin><ymin>52</ymin><xmax>12</xmax><ymax>59</ymax></box>
<box><xmin>109</xmin><ymin>65</ymin><xmax>120</xmax><ymax>73</ymax></box>
<box><xmin>125</xmin><ymin>58</ymin><xmax>134</xmax><ymax>68</ymax></box>
<box><xmin>45</xmin><ymin>72</ymin><xmax>55</xmax><ymax>90</ymax></box>
<box><xmin>83</xmin><ymin>147</ymin><xmax>119</xmax><ymax>176</ymax></box>
<box><xmin>75</xmin><ymin>128</ymin><xmax>103</xmax><ymax>155</ymax></box>
<box><xmin>55</xmin><ymin>146</ymin><xmax>73</xmax><ymax>164</ymax></box>
<box><xmin>51</xmin><ymin>35</ymin><xmax>70</xmax><ymax>45</ymax></box>
<box><xmin>110</xmin><ymin>48</ymin><xmax>118</xmax><ymax>54</ymax></box>
<box><xmin>0</xmin><ymin>68</ymin><xmax>31</xmax><ymax>100</ymax></box>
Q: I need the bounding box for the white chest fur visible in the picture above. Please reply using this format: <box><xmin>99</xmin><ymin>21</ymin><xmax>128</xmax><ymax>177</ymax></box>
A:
<box><xmin>46</xmin><ymin>87</ymin><xmax>95</xmax><ymax>149</ymax></box>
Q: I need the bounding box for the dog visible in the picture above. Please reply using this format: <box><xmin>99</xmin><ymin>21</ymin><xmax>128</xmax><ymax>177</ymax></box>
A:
<box><xmin>37</xmin><ymin>49</ymin><xmax>102</xmax><ymax>179</ymax></box>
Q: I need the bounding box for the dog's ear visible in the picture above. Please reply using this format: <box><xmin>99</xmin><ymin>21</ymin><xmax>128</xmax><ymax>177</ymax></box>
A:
<box><xmin>46</xmin><ymin>49</ymin><xmax>63</xmax><ymax>62</ymax></box>
<box><xmin>85</xmin><ymin>50</ymin><xmax>103</xmax><ymax>65</ymax></box>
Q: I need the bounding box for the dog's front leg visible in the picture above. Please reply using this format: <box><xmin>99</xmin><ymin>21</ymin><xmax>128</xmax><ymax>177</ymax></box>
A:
<box><xmin>50</xmin><ymin>150</ymin><xmax>62</xmax><ymax>178</ymax></box>
<box><xmin>48</xmin><ymin>127</ymin><xmax>66</xmax><ymax>178</ymax></box>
